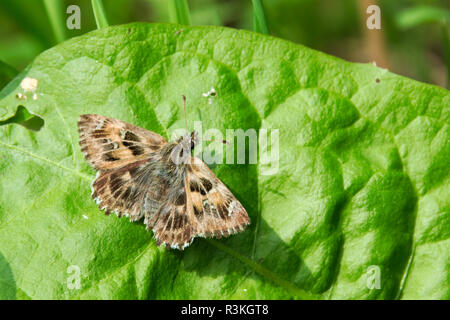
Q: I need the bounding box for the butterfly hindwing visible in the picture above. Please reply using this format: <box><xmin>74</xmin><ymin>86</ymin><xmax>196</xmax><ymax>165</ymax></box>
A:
<box><xmin>187</xmin><ymin>158</ymin><xmax>250</xmax><ymax>239</ymax></box>
<box><xmin>78</xmin><ymin>114</ymin><xmax>167</xmax><ymax>170</ymax></box>
<box><xmin>143</xmin><ymin>167</ymin><xmax>195</xmax><ymax>249</ymax></box>
<box><xmin>146</xmin><ymin>202</ymin><xmax>195</xmax><ymax>250</ymax></box>
<box><xmin>91</xmin><ymin>159</ymin><xmax>149</xmax><ymax>221</ymax></box>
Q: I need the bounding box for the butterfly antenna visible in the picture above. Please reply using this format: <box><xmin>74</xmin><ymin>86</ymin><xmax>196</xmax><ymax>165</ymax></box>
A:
<box><xmin>182</xmin><ymin>94</ymin><xmax>188</xmax><ymax>133</ymax></box>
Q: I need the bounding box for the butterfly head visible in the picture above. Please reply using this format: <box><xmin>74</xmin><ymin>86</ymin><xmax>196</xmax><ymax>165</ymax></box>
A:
<box><xmin>175</xmin><ymin>130</ymin><xmax>199</xmax><ymax>153</ymax></box>
<box><xmin>178</xmin><ymin>131</ymin><xmax>198</xmax><ymax>150</ymax></box>
<box><xmin>171</xmin><ymin>131</ymin><xmax>199</xmax><ymax>165</ymax></box>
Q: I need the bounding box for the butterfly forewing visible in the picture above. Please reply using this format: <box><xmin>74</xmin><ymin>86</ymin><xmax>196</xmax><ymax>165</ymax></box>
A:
<box><xmin>78</xmin><ymin>114</ymin><xmax>167</xmax><ymax>170</ymax></box>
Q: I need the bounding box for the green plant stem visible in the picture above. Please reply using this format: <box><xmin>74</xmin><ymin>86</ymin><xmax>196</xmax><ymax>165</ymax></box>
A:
<box><xmin>42</xmin><ymin>0</ymin><xmax>66</xmax><ymax>43</ymax></box>
<box><xmin>91</xmin><ymin>0</ymin><xmax>109</xmax><ymax>29</ymax></box>
<box><xmin>168</xmin><ymin>0</ymin><xmax>191</xmax><ymax>25</ymax></box>
<box><xmin>252</xmin><ymin>0</ymin><xmax>270</xmax><ymax>35</ymax></box>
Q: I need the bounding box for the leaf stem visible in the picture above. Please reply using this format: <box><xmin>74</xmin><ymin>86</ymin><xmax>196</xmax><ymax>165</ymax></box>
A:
<box><xmin>168</xmin><ymin>0</ymin><xmax>191</xmax><ymax>25</ymax></box>
<box><xmin>43</xmin><ymin>0</ymin><xmax>66</xmax><ymax>43</ymax></box>
<box><xmin>252</xmin><ymin>0</ymin><xmax>270</xmax><ymax>35</ymax></box>
<box><xmin>91</xmin><ymin>0</ymin><xmax>109</xmax><ymax>29</ymax></box>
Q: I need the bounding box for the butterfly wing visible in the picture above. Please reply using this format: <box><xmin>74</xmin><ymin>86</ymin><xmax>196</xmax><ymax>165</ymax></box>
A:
<box><xmin>91</xmin><ymin>159</ymin><xmax>151</xmax><ymax>221</ymax></box>
<box><xmin>78</xmin><ymin>114</ymin><xmax>167</xmax><ymax>170</ymax></box>
<box><xmin>144</xmin><ymin>174</ymin><xmax>195</xmax><ymax>250</ymax></box>
<box><xmin>142</xmin><ymin>155</ymin><xmax>251</xmax><ymax>250</ymax></box>
<box><xmin>186</xmin><ymin>157</ymin><xmax>250</xmax><ymax>239</ymax></box>
<box><xmin>79</xmin><ymin>114</ymin><xmax>249</xmax><ymax>250</ymax></box>
<box><xmin>89</xmin><ymin>139</ymin><xmax>195</xmax><ymax>249</ymax></box>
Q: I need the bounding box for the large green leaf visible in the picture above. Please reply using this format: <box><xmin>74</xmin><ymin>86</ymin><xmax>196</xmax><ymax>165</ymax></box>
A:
<box><xmin>0</xmin><ymin>23</ymin><xmax>448</xmax><ymax>300</ymax></box>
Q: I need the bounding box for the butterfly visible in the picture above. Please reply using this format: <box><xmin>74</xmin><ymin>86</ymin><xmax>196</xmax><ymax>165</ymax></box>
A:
<box><xmin>78</xmin><ymin>113</ymin><xmax>250</xmax><ymax>250</ymax></box>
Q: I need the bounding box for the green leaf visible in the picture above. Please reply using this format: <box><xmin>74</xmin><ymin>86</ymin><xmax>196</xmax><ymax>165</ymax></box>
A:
<box><xmin>396</xmin><ymin>5</ymin><xmax>450</xmax><ymax>29</ymax></box>
<box><xmin>0</xmin><ymin>0</ymin><xmax>56</xmax><ymax>48</ymax></box>
<box><xmin>0</xmin><ymin>106</ymin><xmax>44</xmax><ymax>132</ymax></box>
<box><xmin>0</xmin><ymin>61</ymin><xmax>17</xmax><ymax>90</ymax></box>
<box><xmin>0</xmin><ymin>23</ymin><xmax>448</xmax><ymax>300</ymax></box>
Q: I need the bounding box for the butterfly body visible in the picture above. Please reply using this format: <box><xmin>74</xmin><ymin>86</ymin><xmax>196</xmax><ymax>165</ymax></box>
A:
<box><xmin>78</xmin><ymin>114</ymin><xmax>250</xmax><ymax>250</ymax></box>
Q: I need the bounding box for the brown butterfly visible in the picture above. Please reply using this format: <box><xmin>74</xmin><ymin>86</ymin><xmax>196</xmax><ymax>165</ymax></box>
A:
<box><xmin>78</xmin><ymin>112</ymin><xmax>250</xmax><ymax>250</ymax></box>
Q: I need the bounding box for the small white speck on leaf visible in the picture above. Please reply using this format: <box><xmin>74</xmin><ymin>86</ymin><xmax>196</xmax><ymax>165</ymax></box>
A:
<box><xmin>20</xmin><ymin>77</ymin><xmax>38</xmax><ymax>91</ymax></box>
<box><xmin>82</xmin><ymin>215</ymin><xmax>88</xmax><ymax>219</ymax></box>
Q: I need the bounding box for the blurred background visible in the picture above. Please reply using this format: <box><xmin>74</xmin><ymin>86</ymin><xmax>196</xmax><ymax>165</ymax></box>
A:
<box><xmin>0</xmin><ymin>0</ymin><xmax>448</xmax><ymax>88</ymax></box>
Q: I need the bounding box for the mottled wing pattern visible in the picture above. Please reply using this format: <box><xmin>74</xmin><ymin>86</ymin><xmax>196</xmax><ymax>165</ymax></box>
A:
<box><xmin>145</xmin><ymin>174</ymin><xmax>195</xmax><ymax>249</ymax></box>
<box><xmin>78</xmin><ymin>114</ymin><xmax>249</xmax><ymax>250</ymax></box>
<box><xmin>91</xmin><ymin>159</ymin><xmax>150</xmax><ymax>221</ymax></box>
<box><xmin>89</xmin><ymin>138</ymin><xmax>195</xmax><ymax>249</ymax></box>
<box><xmin>79</xmin><ymin>114</ymin><xmax>168</xmax><ymax>221</ymax></box>
<box><xmin>141</xmin><ymin>147</ymin><xmax>196</xmax><ymax>249</ymax></box>
<box><xmin>78</xmin><ymin>114</ymin><xmax>167</xmax><ymax>170</ymax></box>
<box><xmin>148</xmin><ymin>201</ymin><xmax>195</xmax><ymax>249</ymax></box>
<box><xmin>187</xmin><ymin>158</ymin><xmax>250</xmax><ymax>239</ymax></box>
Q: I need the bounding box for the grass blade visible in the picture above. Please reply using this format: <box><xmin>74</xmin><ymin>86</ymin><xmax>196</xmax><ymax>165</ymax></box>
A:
<box><xmin>168</xmin><ymin>0</ymin><xmax>191</xmax><ymax>25</ymax></box>
<box><xmin>252</xmin><ymin>0</ymin><xmax>270</xmax><ymax>34</ymax></box>
<box><xmin>42</xmin><ymin>0</ymin><xmax>66</xmax><ymax>43</ymax></box>
<box><xmin>91</xmin><ymin>0</ymin><xmax>109</xmax><ymax>28</ymax></box>
<box><xmin>396</xmin><ymin>5</ymin><xmax>450</xmax><ymax>30</ymax></box>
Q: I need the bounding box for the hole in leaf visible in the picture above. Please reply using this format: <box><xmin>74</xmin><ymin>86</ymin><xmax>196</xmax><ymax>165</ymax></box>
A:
<box><xmin>0</xmin><ymin>106</ymin><xmax>44</xmax><ymax>131</ymax></box>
